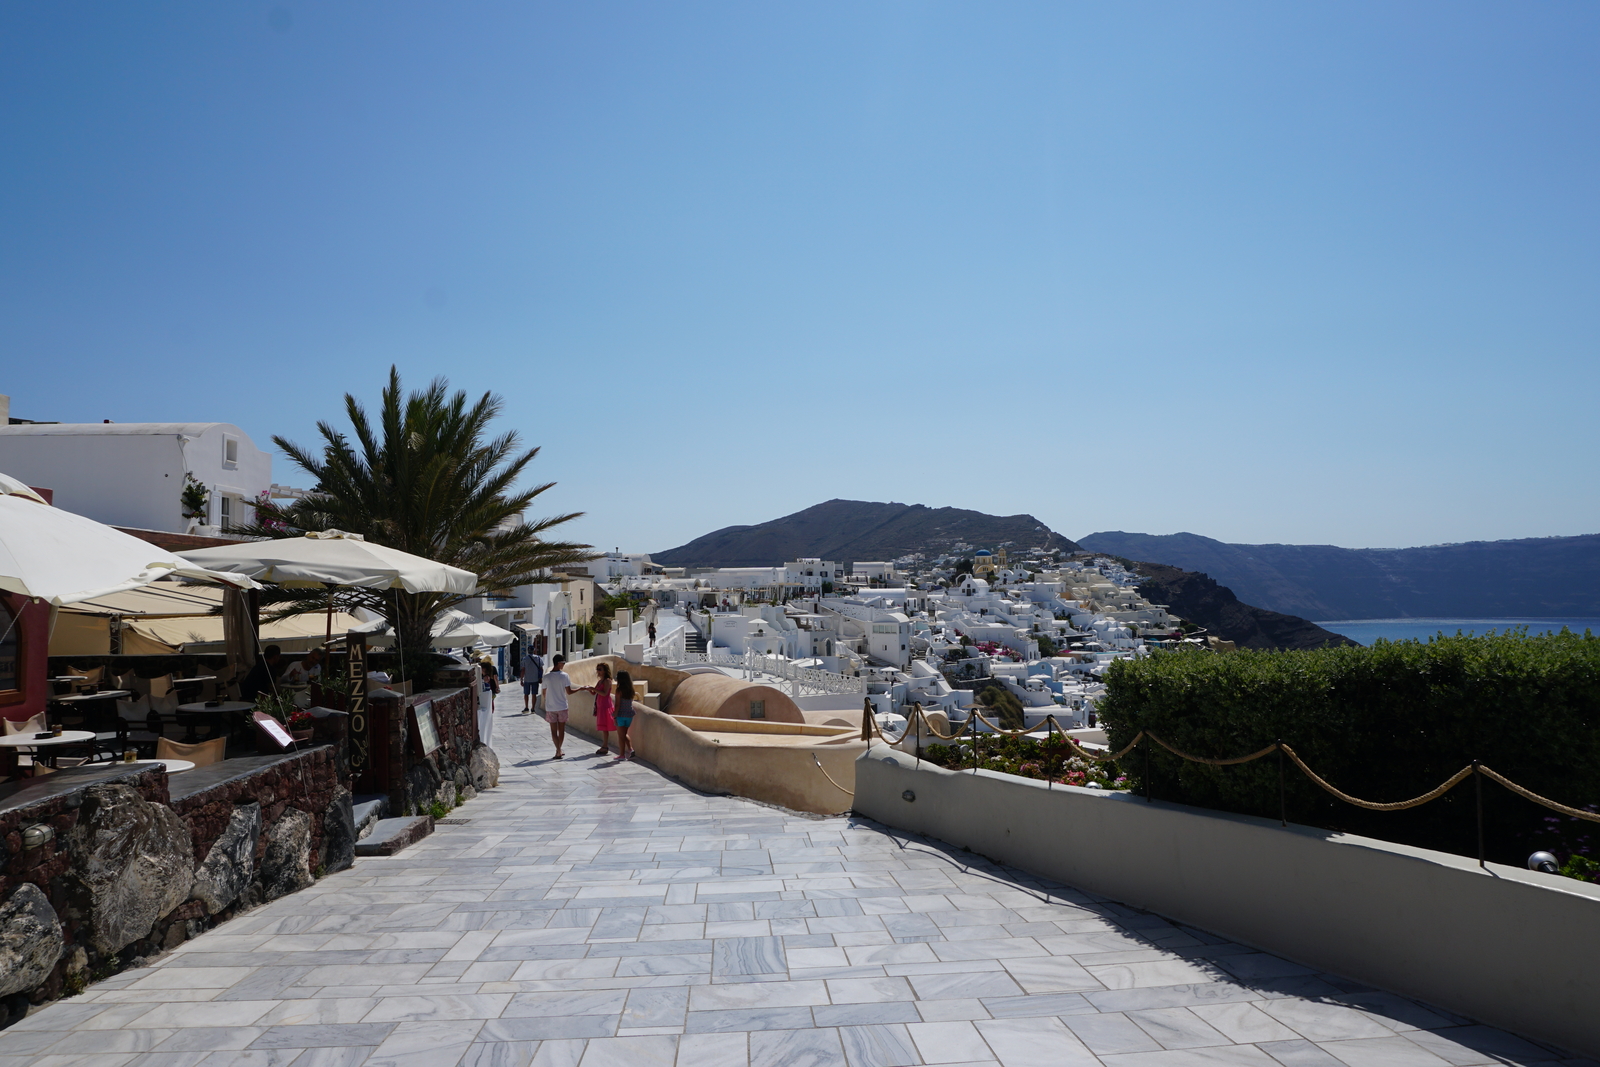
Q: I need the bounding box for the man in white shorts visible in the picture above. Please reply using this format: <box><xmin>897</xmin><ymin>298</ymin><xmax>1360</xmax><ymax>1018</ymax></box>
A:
<box><xmin>542</xmin><ymin>654</ymin><xmax>580</xmax><ymax>760</ymax></box>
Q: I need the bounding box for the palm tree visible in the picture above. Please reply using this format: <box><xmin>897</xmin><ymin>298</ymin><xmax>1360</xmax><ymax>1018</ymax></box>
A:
<box><xmin>245</xmin><ymin>366</ymin><xmax>594</xmax><ymax>679</ymax></box>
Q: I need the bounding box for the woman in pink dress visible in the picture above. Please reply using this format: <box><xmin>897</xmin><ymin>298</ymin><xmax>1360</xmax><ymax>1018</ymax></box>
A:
<box><xmin>589</xmin><ymin>661</ymin><xmax>616</xmax><ymax>757</ymax></box>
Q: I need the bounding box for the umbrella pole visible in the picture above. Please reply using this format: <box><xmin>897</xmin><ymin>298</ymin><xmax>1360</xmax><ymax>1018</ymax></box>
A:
<box><xmin>324</xmin><ymin>589</ymin><xmax>333</xmax><ymax>653</ymax></box>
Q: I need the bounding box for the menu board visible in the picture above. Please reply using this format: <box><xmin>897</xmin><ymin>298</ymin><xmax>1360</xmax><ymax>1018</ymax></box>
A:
<box><xmin>411</xmin><ymin>700</ymin><xmax>440</xmax><ymax>756</ymax></box>
<box><xmin>258</xmin><ymin>715</ymin><xmax>294</xmax><ymax>749</ymax></box>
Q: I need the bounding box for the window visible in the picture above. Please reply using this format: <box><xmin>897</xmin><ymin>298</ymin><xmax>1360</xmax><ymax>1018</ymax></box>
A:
<box><xmin>222</xmin><ymin>436</ymin><xmax>239</xmax><ymax>469</ymax></box>
<box><xmin>219</xmin><ymin>494</ymin><xmax>233</xmax><ymax>529</ymax></box>
<box><xmin>749</xmin><ymin>699</ymin><xmax>765</xmax><ymax>719</ymax></box>
<box><xmin>0</xmin><ymin>599</ymin><xmax>18</xmax><ymax>696</ymax></box>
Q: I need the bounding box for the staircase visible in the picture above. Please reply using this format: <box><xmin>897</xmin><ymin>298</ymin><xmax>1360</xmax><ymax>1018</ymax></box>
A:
<box><xmin>684</xmin><ymin>628</ymin><xmax>707</xmax><ymax>654</ymax></box>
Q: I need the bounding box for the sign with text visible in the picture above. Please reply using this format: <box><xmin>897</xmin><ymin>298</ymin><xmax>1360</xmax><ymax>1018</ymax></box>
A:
<box><xmin>347</xmin><ymin>633</ymin><xmax>369</xmax><ymax>781</ymax></box>
<box><xmin>411</xmin><ymin>700</ymin><xmax>440</xmax><ymax>757</ymax></box>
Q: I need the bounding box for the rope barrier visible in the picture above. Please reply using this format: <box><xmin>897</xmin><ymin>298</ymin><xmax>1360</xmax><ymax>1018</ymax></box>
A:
<box><xmin>811</xmin><ymin>753</ymin><xmax>854</xmax><ymax>796</ymax></box>
<box><xmin>1478</xmin><ymin>764</ymin><xmax>1600</xmax><ymax>823</ymax></box>
<box><xmin>862</xmin><ymin>702</ymin><xmax>1598</xmax><ymax>829</ymax></box>
<box><xmin>1279</xmin><ymin>745</ymin><xmax>1476</xmax><ymax>811</ymax></box>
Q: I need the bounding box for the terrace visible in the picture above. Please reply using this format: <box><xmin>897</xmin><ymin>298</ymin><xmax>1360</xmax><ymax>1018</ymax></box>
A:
<box><xmin>0</xmin><ymin>689</ymin><xmax>1578</xmax><ymax>1066</ymax></box>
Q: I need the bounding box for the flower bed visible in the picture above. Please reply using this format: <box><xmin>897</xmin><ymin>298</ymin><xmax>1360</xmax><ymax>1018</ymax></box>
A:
<box><xmin>919</xmin><ymin>733</ymin><xmax>1131</xmax><ymax>790</ymax></box>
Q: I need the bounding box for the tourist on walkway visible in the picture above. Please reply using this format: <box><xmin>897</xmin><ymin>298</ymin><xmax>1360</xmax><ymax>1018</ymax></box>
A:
<box><xmin>477</xmin><ymin>657</ymin><xmax>500</xmax><ymax>746</ymax></box>
<box><xmin>590</xmin><ymin>661</ymin><xmax>616</xmax><ymax>757</ymax></box>
<box><xmin>520</xmin><ymin>644</ymin><xmax>543</xmax><ymax>714</ymax></box>
<box><xmin>614</xmin><ymin>669</ymin><xmax>636</xmax><ymax>760</ymax></box>
<box><xmin>543</xmin><ymin>654</ymin><xmax>576</xmax><ymax>759</ymax></box>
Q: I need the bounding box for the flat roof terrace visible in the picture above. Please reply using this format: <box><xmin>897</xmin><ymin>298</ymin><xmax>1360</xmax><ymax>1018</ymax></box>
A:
<box><xmin>0</xmin><ymin>688</ymin><xmax>1576</xmax><ymax>1066</ymax></box>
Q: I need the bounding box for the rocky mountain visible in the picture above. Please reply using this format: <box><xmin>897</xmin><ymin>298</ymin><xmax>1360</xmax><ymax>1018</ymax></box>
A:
<box><xmin>1078</xmin><ymin>530</ymin><xmax>1600</xmax><ymax>619</ymax></box>
<box><xmin>655</xmin><ymin>499</ymin><xmax>1079</xmax><ymax>568</ymax></box>
<box><xmin>1127</xmin><ymin>561</ymin><xmax>1357</xmax><ymax>650</ymax></box>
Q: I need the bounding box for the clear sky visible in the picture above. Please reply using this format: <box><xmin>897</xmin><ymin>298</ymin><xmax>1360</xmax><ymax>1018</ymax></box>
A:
<box><xmin>4</xmin><ymin>2</ymin><xmax>1598</xmax><ymax>554</ymax></box>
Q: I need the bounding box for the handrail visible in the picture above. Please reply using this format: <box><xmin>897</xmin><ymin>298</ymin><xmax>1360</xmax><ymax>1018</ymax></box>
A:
<box><xmin>869</xmin><ymin>703</ymin><xmax>1599</xmax><ymax>867</ymax></box>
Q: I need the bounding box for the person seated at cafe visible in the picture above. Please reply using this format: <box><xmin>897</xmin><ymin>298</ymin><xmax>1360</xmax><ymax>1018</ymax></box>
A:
<box><xmin>240</xmin><ymin>645</ymin><xmax>284</xmax><ymax>702</ymax></box>
<box><xmin>279</xmin><ymin>647</ymin><xmax>324</xmax><ymax>687</ymax></box>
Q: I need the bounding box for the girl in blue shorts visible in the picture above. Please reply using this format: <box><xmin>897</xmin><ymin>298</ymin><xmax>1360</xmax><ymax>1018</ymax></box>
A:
<box><xmin>614</xmin><ymin>670</ymin><xmax>636</xmax><ymax>761</ymax></box>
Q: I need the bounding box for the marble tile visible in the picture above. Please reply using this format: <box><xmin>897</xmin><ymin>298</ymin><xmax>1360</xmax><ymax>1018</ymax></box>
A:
<box><xmin>748</xmin><ymin>1026</ymin><xmax>848</xmax><ymax>1067</ymax></box>
<box><xmin>1126</xmin><ymin>1009</ymin><xmax>1235</xmax><ymax>1050</ymax></box>
<box><xmin>1317</xmin><ymin>1038</ymin><xmax>1457</xmax><ymax>1067</ymax></box>
<box><xmin>1064</xmin><ymin>1012</ymin><xmax>1165</xmax><ymax>1055</ymax></box>
<box><xmin>572</xmin><ymin>1034</ymin><xmax>677</xmax><ymax>1067</ymax></box>
<box><xmin>1188</xmin><ymin>1003</ymin><xmax>1303</xmax><ymax>1044</ymax></box>
<box><xmin>676</xmin><ymin>1031</ymin><xmax>749</xmax><ymax>1067</ymax></box>
<box><xmin>975</xmin><ymin>1015</ymin><xmax>1100</xmax><ymax>1067</ymax></box>
<box><xmin>711</xmin><ymin>937</ymin><xmax>787</xmax><ymax>977</ymax></box>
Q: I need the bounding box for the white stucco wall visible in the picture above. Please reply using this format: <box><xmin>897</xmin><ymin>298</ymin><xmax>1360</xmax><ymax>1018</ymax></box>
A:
<box><xmin>855</xmin><ymin>746</ymin><xmax>1600</xmax><ymax>1058</ymax></box>
<box><xmin>0</xmin><ymin>422</ymin><xmax>272</xmax><ymax>532</ymax></box>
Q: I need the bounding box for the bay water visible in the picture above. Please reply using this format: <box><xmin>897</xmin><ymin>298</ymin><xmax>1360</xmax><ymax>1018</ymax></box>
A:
<box><xmin>1316</xmin><ymin>618</ymin><xmax>1600</xmax><ymax>646</ymax></box>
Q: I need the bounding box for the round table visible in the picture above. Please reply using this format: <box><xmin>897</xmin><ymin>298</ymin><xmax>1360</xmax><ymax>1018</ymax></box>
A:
<box><xmin>0</xmin><ymin>730</ymin><xmax>98</xmax><ymax>771</ymax></box>
<box><xmin>114</xmin><ymin>758</ymin><xmax>196</xmax><ymax>773</ymax></box>
<box><xmin>50</xmin><ymin>690</ymin><xmax>131</xmax><ymax>704</ymax></box>
<box><xmin>175</xmin><ymin>701</ymin><xmax>252</xmax><ymax>743</ymax></box>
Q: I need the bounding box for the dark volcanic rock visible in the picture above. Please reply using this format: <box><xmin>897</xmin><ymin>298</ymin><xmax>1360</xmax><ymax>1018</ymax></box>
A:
<box><xmin>469</xmin><ymin>743</ymin><xmax>499</xmax><ymax>791</ymax></box>
<box><xmin>320</xmin><ymin>789</ymin><xmax>356</xmax><ymax>876</ymax></box>
<box><xmin>1081</xmin><ymin>529</ymin><xmax>1600</xmax><ymax>620</ymax></box>
<box><xmin>66</xmin><ymin>784</ymin><xmax>195</xmax><ymax>956</ymax></box>
<box><xmin>1131</xmin><ymin>562</ymin><xmax>1356</xmax><ymax>651</ymax></box>
<box><xmin>656</xmin><ymin>499</ymin><xmax>1079</xmax><ymax>568</ymax></box>
<box><xmin>257</xmin><ymin>808</ymin><xmax>313</xmax><ymax>901</ymax></box>
<box><xmin>0</xmin><ymin>883</ymin><xmax>63</xmax><ymax>997</ymax></box>
<box><xmin>190</xmin><ymin>802</ymin><xmax>260</xmax><ymax>914</ymax></box>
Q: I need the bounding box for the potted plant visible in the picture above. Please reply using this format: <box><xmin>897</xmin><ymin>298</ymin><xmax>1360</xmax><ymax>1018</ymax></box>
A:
<box><xmin>180</xmin><ymin>474</ymin><xmax>210</xmax><ymax>533</ymax></box>
<box><xmin>287</xmin><ymin>709</ymin><xmax>315</xmax><ymax>742</ymax></box>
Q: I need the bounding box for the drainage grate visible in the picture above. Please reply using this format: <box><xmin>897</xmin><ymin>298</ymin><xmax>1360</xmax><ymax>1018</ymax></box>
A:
<box><xmin>436</xmin><ymin>818</ymin><xmax>472</xmax><ymax>825</ymax></box>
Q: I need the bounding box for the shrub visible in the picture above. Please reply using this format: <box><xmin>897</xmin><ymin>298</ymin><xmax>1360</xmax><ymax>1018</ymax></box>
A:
<box><xmin>1097</xmin><ymin>629</ymin><xmax>1600</xmax><ymax>865</ymax></box>
<box><xmin>922</xmin><ymin>734</ymin><xmax>1130</xmax><ymax>790</ymax></box>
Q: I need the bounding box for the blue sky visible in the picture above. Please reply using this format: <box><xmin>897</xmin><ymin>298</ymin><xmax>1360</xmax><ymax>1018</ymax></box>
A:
<box><xmin>4</xmin><ymin>2</ymin><xmax>1598</xmax><ymax>554</ymax></box>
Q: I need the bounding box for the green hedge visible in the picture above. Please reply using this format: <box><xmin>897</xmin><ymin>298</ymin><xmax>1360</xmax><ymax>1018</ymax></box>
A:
<box><xmin>1097</xmin><ymin>629</ymin><xmax>1600</xmax><ymax>865</ymax></box>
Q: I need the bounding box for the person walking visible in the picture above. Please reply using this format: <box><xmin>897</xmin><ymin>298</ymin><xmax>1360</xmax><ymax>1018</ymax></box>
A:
<box><xmin>520</xmin><ymin>643</ymin><xmax>544</xmax><ymax>714</ymax></box>
<box><xmin>589</xmin><ymin>661</ymin><xmax>616</xmax><ymax>757</ymax></box>
<box><xmin>646</xmin><ymin>599</ymin><xmax>659</xmax><ymax>646</ymax></box>
<box><xmin>542</xmin><ymin>654</ymin><xmax>578</xmax><ymax>759</ymax></box>
<box><xmin>477</xmin><ymin>657</ymin><xmax>500</xmax><ymax>746</ymax></box>
<box><xmin>614</xmin><ymin>669</ymin><xmax>637</xmax><ymax>760</ymax></box>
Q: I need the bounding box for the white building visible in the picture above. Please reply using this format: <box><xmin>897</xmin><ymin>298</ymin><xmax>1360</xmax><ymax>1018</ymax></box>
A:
<box><xmin>784</xmin><ymin>559</ymin><xmax>844</xmax><ymax>591</ymax></box>
<box><xmin>0</xmin><ymin>422</ymin><xmax>272</xmax><ymax>534</ymax></box>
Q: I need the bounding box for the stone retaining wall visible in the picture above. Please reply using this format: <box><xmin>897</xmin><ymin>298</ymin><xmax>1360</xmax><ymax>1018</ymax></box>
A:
<box><xmin>368</xmin><ymin>686</ymin><xmax>497</xmax><ymax>817</ymax></box>
<box><xmin>0</xmin><ymin>747</ymin><xmax>349</xmax><ymax>1027</ymax></box>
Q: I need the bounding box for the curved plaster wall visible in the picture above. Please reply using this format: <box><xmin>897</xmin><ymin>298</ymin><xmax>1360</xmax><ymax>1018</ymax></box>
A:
<box><xmin>557</xmin><ymin>656</ymin><xmax>860</xmax><ymax>813</ymax></box>
<box><xmin>668</xmin><ymin>673</ymin><xmax>803</xmax><ymax>723</ymax></box>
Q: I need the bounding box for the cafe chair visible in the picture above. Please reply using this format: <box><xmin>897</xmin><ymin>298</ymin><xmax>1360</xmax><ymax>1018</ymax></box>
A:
<box><xmin>156</xmin><ymin>736</ymin><xmax>226</xmax><ymax>768</ymax></box>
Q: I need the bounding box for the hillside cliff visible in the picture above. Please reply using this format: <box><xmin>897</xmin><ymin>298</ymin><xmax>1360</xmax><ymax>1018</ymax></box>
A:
<box><xmin>1128</xmin><ymin>561</ymin><xmax>1357</xmax><ymax>650</ymax></box>
<box><xmin>1079</xmin><ymin>531</ymin><xmax>1600</xmax><ymax>619</ymax></box>
<box><xmin>656</xmin><ymin>500</ymin><xmax>1079</xmax><ymax>568</ymax></box>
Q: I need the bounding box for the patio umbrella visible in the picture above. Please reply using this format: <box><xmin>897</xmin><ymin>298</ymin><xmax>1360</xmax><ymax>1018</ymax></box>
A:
<box><xmin>176</xmin><ymin>530</ymin><xmax>478</xmax><ymax>594</ymax></box>
<box><xmin>353</xmin><ymin>608</ymin><xmax>514</xmax><ymax>649</ymax></box>
<box><xmin>0</xmin><ymin>492</ymin><xmax>259</xmax><ymax>608</ymax></box>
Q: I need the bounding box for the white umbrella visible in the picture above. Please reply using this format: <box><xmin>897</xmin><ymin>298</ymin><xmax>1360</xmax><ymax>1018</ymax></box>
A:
<box><xmin>354</xmin><ymin>608</ymin><xmax>514</xmax><ymax>649</ymax></box>
<box><xmin>0</xmin><ymin>493</ymin><xmax>259</xmax><ymax>607</ymax></box>
<box><xmin>0</xmin><ymin>473</ymin><xmax>49</xmax><ymax>505</ymax></box>
<box><xmin>177</xmin><ymin>530</ymin><xmax>478</xmax><ymax>594</ymax></box>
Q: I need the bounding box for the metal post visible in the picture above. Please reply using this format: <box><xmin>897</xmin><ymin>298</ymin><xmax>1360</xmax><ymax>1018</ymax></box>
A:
<box><xmin>1474</xmin><ymin>759</ymin><xmax>1484</xmax><ymax>869</ymax></box>
<box><xmin>1277</xmin><ymin>740</ymin><xmax>1286</xmax><ymax>827</ymax></box>
<box><xmin>1144</xmin><ymin>734</ymin><xmax>1152</xmax><ymax>803</ymax></box>
<box><xmin>971</xmin><ymin>709</ymin><xmax>978</xmax><ymax>774</ymax></box>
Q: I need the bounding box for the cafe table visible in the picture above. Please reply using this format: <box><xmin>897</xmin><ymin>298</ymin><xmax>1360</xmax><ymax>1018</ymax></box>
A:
<box><xmin>175</xmin><ymin>701</ymin><xmax>253</xmax><ymax>743</ymax></box>
<box><xmin>0</xmin><ymin>730</ymin><xmax>98</xmax><ymax>770</ymax></box>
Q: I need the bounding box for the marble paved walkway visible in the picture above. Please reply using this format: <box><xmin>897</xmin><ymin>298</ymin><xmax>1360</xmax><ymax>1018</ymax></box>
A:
<box><xmin>0</xmin><ymin>689</ymin><xmax>1588</xmax><ymax>1067</ymax></box>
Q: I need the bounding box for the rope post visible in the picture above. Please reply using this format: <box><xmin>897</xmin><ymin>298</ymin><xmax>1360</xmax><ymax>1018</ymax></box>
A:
<box><xmin>912</xmin><ymin>703</ymin><xmax>922</xmax><ymax>769</ymax></box>
<box><xmin>971</xmin><ymin>708</ymin><xmax>978</xmax><ymax>775</ymax></box>
<box><xmin>1143</xmin><ymin>733</ymin><xmax>1152</xmax><ymax>803</ymax></box>
<box><xmin>861</xmin><ymin>697</ymin><xmax>874</xmax><ymax>742</ymax></box>
<box><xmin>1277</xmin><ymin>740</ymin><xmax>1286</xmax><ymax>827</ymax></box>
<box><xmin>1474</xmin><ymin>759</ymin><xmax>1484</xmax><ymax>869</ymax></box>
<box><xmin>1046</xmin><ymin>716</ymin><xmax>1053</xmax><ymax>791</ymax></box>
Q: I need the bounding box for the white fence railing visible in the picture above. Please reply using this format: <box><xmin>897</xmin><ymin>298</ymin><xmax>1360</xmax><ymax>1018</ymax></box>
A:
<box><xmin>656</xmin><ymin>644</ymin><xmax>865</xmax><ymax>698</ymax></box>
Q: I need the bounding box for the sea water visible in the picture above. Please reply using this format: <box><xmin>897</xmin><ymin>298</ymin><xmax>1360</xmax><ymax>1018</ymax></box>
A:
<box><xmin>1316</xmin><ymin>618</ymin><xmax>1600</xmax><ymax>646</ymax></box>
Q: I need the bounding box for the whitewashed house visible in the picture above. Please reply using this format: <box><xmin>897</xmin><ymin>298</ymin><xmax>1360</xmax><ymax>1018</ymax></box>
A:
<box><xmin>0</xmin><ymin>421</ymin><xmax>271</xmax><ymax>534</ymax></box>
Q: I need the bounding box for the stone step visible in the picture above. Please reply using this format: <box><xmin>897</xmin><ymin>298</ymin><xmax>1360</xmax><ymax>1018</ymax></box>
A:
<box><xmin>353</xmin><ymin>815</ymin><xmax>434</xmax><ymax>857</ymax></box>
<box><xmin>351</xmin><ymin>795</ymin><xmax>389</xmax><ymax>840</ymax></box>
